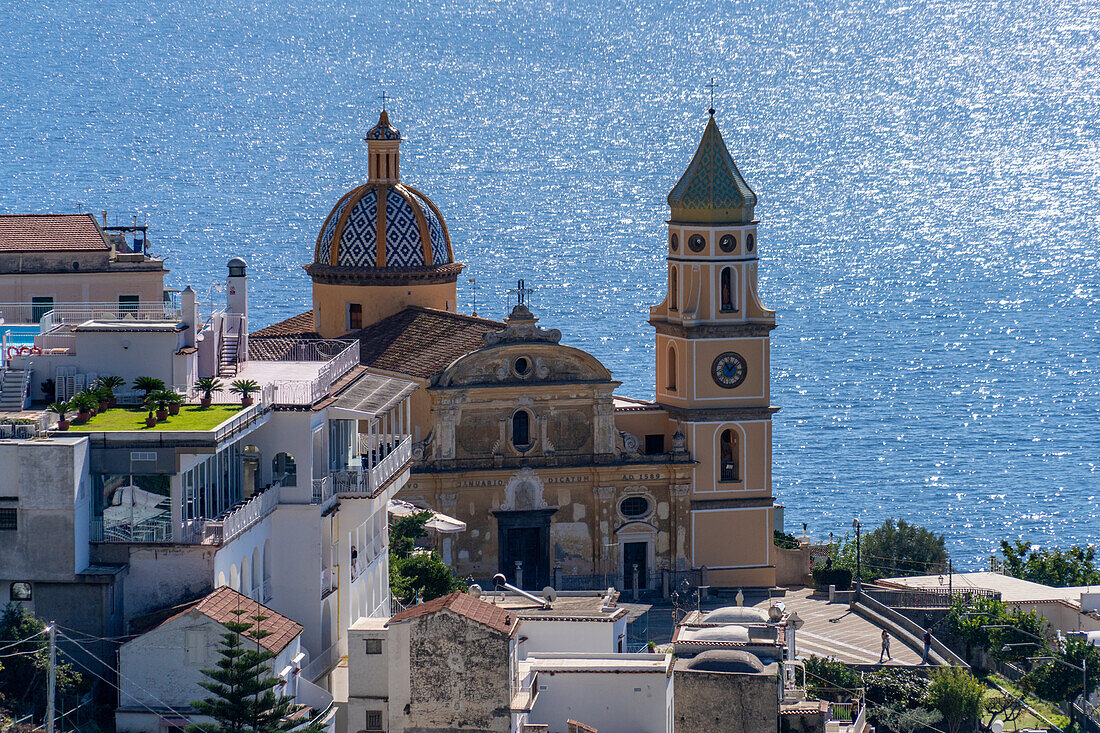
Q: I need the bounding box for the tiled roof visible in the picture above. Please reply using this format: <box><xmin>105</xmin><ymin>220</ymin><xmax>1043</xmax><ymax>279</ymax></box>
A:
<box><xmin>130</xmin><ymin>586</ymin><xmax>302</xmax><ymax>654</ymax></box>
<box><xmin>388</xmin><ymin>591</ymin><xmax>515</xmax><ymax>634</ymax></box>
<box><xmin>251</xmin><ymin>310</ymin><xmax>319</xmax><ymax>339</ymax></box>
<box><xmin>248</xmin><ymin>306</ymin><xmax>503</xmax><ymax>380</ymax></box>
<box><xmin>352</xmin><ymin>306</ymin><xmax>503</xmax><ymax>379</ymax></box>
<box><xmin>0</xmin><ymin>213</ymin><xmax>109</xmax><ymax>252</ymax></box>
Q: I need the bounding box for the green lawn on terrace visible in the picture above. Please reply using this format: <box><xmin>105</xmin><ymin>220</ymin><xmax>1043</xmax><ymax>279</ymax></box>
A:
<box><xmin>66</xmin><ymin>405</ymin><xmax>243</xmax><ymax>432</ymax></box>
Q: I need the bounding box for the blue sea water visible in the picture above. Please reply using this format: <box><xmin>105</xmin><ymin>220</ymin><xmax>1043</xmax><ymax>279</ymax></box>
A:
<box><xmin>1</xmin><ymin>0</ymin><xmax>1097</xmax><ymax>566</ymax></box>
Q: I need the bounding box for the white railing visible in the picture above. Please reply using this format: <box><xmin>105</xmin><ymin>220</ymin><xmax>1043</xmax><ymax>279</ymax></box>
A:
<box><xmin>179</xmin><ymin>518</ymin><xmax>224</xmax><ymax>545</ymax></box>
<box><xmin>221</xmin><ymin>484</ymin><xmax>281</xmax><ymax>543</ymax></box>
<box><xmin>324</xmin><ymin>436</ymin><xmax>412</xmax><ymax>501</ymax></box>
<box><xmin>300</xmin><ymin>642</ymin><xmax>343</xmax><ymax>683</ymax></box>
<box><xmin>265</xmin><ymin>340</ymin><xmax>358</xmax><ymax>406</ymax></box>
<box><xmin>39</xmin><ymin>303</ymin><xmax>182</xmax><ymax>330</ymax></box>
<box><xmin>320</xmin><ymin>568</ymin><xmax>337</xmax><ymax>599</ymax></box>
<box><xmin>263</xmin><ymin>576</ymin><xmax>272</xmax><ymax>603</ymax></box>
<box><xmin>311</xmin><ymin>476</ymin><xmax>333</xmax><ymax>505</ymax></box>
<box><xmin>209</xmin><ymin>385</ymin><xmax>274</xmax><ymax>442</ymax></box>
<box><xmin>34</xmin><ymin>331</ymin><xmax>75</xmax><ymax>352</ymax></box>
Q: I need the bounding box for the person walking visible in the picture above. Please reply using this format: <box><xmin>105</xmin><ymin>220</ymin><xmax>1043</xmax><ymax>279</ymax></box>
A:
<box><xmin>922</xmin><ymin>628</ymin><xmax>932</xmax><ymax>664</ymax></box>
<box><xmin>879</xmin><ymin>629</ymin><xmax>891</xmax><ymax>663</ymax></box>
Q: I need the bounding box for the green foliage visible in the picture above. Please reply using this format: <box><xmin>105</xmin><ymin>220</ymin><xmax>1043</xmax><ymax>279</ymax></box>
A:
<box><xmin>773</xmin><ymin>529</ymin><xmax>800</xmax><ymax>550</ymax></box>
<box><xmin>0</xmin><ymin>605</ymin><xmax>81</xmax><ymax>721</ymax></box>
<box><xmin>39</xmin><ymin>378</ymin><xmax>56</xmax><ymax>402</ymax></box>
<box><xmin>188</xmin><ymin>611</ymin><xmax>325</xmax><ymax>733</ymax></box>
<box><xmin>925</xmin><ymin>667</ymin><xmax>984</xmax><ymax>733</ymax></box>
<box><xmin>1000</xmin><ymin>540</ymin><xmax>1100</xmax><ymax>587</ymax></box>
<box><xmin>46</xmin><ymin>401</ymin><xmax>71</xmax><ymax>420</ymax></box>
<box><xmin>195</xmin><ymin>377</ymin><xmax>224</xmax><ymax>400</ymax></box>
<box><xmin>150</xmin><ymin>389</ymin><xmax>179</xmax><ymax>409</ymax></box>
<box><xmin>862</xmin><ymin>518</ymin><xmax>948</xmax><ymax>580</ymax></box>
<box><xmin>69</xmin><ymin>391</ymin><xmax>99</xmax><ymax>414</ymax></box>
<box><xmin>811</xmin><ymin>566</ymin><xmax>852</xmax><ymax>591</ymax></box>
<box><xmin>874</xmin><ymin>705</ymin><xmax>942</xmax><ymax>733</ymax></box>
<box><xmin>863</xmin><ymin>667</ymin><xmax>932</xmax><ymax>711</ymax></box>
<box><xmin>388</xmin><ymin>512</ymin><xmax>464</xmax><ymax>605</ymax></box>
<box><xmin>133</xmin><ymin>376</ymin><xmax>167</xmax><ymax>397</ymax></box>
<box><xmin>803</xmin><ymin>655</ymin><xmax>862</xmax><ymax>700</ymax></box>
<box><xmin>92</xmin><ymin>375</ymin><xmax>125</xmax><ymax>394</ymax></box>
<box><xmin>1022</xmin><ymin>635</ymin><xmax>1100</xmax><ymax>704</ymax></box>
<box><xmin>91</xmin><ymin>385</ymin><xmax>113</xmax><ymax>404</ymax></box>
<box><xmin>947</xmin><ymin>595</ymin><xmax>1048</xmax><ymax>664</ymax></box>
<box><xmin>229</xmin><ymin>379</ymin><xmax>261</xmax><ymax>398</ymax></box>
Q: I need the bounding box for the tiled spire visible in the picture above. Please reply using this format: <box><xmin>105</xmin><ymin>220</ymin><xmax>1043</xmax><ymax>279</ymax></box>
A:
<box><xmin>667</xmin><ymin>113</ymin><xmax>757</xmax><ymax>225</ymax></box>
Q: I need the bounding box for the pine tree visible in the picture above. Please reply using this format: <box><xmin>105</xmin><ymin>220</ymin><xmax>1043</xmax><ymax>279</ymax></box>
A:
<box><xmin>189</xmin><ymin>610</ymin><xmax>326</xmax><ymax>733</ymax></box>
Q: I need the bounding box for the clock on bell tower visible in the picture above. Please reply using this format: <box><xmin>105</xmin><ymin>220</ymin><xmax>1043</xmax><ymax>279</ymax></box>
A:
<box><xmin>649</xmin><ymin>109</ymin><xmax>778</xmax><ymax>588</ymax></box>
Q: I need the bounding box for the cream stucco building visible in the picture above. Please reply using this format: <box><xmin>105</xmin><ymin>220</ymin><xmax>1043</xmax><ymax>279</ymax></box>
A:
<box><xmin>251</xmin><ymin>106</ymin><xmax>780</xmax><ymax>590</ymax></box>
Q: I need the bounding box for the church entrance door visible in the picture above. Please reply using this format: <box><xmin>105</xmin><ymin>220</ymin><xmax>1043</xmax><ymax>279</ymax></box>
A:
<box><xmin>623</xmin><ymin>541</ymin><xmax>648</xmax><ymax>590</ymax></box>
<box><xmin>493</xmin><ymin>508</ymin><xmax>556</xmax><ymax>590</ymax></box>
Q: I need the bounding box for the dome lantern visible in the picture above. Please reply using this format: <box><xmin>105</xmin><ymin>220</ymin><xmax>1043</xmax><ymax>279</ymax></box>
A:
<box><xmin>365</xmin><ymin>109</ymin><xmax>401</xmax><ymax>183</ymax></box>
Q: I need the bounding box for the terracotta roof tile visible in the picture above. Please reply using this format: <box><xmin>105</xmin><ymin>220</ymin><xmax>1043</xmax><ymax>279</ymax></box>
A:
<box><xmin>352</xmin><ymin>306</ymin><xmax>503</xmax><ymax>379</ymax></box>
<box><xmin>388</xmin><ymin>590</ymin><xmax>515</xmax><ymax>635</ymax></box>
<box><xmin>249</xmin><ymin>307</ymin><xmax>503</xmax><ymax>380</ymax></box>
<box><xmin>0</xmin><ymin>214</ymin><xmax>109</xmax><ymax>252</ymax></box>
<box><xmin>131</xmin><ymin>586</ymin><xmax>302</xmax><ymax>654</ymax></box>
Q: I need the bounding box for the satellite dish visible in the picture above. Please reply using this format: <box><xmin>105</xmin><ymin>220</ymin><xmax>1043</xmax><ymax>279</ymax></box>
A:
<box><xmin>468</xmin><ymin>584</ymin><xmax>483</xmax><ymax>599</ymax></box>
<box><xmin>542</xmin><ymin>586</ymin><xmax>558</xmax><ymax>603</ymax></box>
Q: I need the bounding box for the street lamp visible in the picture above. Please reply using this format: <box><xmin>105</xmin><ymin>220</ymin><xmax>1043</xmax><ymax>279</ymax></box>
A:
<box><xmin>852</xmin><ymin>519</ymin><xmax>862</xmax><ymax>594</ymax></box>
<box><xmin>1001</xmin><ymin>643</ymin><xmax>1040</xmax><ymax>652</ymax></box>
<box><xmin>979</xmin><ymin>625</ymin><xmax>1045</xmax><ymax>643</ymax></box>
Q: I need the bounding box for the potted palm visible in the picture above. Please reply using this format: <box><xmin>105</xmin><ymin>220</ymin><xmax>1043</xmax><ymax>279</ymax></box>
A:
<box><xmin>92</xmin><ymin>385</ymin><xmax>113</xmax><ymax>412</ymax></box>
<box><xmin>71</xmin><ymin>392</ymin><xmax>98</xmax><ymax>423</ymax></box>
<box><xmin>133</xmin><ymin>376</ymin><xmax>166</xmax><ymax>400</ymax></box>
<box><xmin>94</xmin><ymin>375</ymin><xmax>125</xmax><ymax>408</ymax></box>
<box><xmin>229</xmin><ymin>379</ymin><xmax>260</xmax><ymax>407</ymax></box>
<box><xmin>165</xmin><ymin>390</ymin><xmax>184</xmax><ymax>416</ymax></box>
<box><xmin>150</xmin><ymin>390</ymin><xmax>173</xmax><ymax>421</ymax></box>
<box><xmin>47</xmin><ymin>401</ymin><xmax>72</xmax><ymax>430</ymax></box>
<box><xmin>194</xmin><ymin>377</ymin><xmax>223</xmax><ymax>408</ymax></box>
<box><xmin>142</xmin><ymin>395</ymin><xmax>159</xmax><ymax>427</ymax></box>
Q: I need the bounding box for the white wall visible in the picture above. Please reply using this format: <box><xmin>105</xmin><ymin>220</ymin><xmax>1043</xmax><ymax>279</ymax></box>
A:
<box><xmin>519</xmin><ymin>619</ymin><xmax>618</xmax><ymax>659</ymax></box>
<box><xmin>527</xmin><ymin>663</ymin><xmax>671</xmax><ymax>733</ymax></box>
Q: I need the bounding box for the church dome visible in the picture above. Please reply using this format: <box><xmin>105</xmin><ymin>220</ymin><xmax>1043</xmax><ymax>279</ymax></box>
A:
<box><xmin>311</xmin><ymin>109</ymin><xmax>458</xmax><ymax>273</ymax></box>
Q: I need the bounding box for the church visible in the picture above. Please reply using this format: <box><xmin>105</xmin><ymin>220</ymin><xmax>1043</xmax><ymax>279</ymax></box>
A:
<box><xmin>250</xmin><ymin>106</ymin><xmax>780</xmax><ymax>591</ymax></box>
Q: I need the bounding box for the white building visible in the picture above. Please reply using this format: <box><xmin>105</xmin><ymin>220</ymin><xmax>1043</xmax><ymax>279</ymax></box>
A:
<box><xmin>116</xmin><ymin>585</ymin><xmax>335</xmax><ymax>733</ymax></box>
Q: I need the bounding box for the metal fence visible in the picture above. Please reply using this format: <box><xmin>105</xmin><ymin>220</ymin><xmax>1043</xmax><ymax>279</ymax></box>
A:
<box><xmin>865</xmin><ymin>585</ymin><xmax>1000</xmax><ymax>609</ymax></box>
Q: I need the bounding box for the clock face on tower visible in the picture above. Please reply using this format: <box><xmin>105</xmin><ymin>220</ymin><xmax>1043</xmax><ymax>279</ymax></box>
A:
<box><xmin>711</xmin><ymin>352</ymin><xmax>748</xmax><ymax>388</ymax></box>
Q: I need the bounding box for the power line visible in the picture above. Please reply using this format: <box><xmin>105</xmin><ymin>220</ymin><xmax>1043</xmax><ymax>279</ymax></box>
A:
<box><xmin>56</xmin><ymin>631</ymin><xmax>183</xmax><ymax>717</ymax></box>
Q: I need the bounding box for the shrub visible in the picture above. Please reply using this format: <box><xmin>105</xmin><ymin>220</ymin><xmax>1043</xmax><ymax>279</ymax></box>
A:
<box><xmin>812</xmin><ymin>566</ymin><xmax>852</xmax><ymax>591</ymax></box>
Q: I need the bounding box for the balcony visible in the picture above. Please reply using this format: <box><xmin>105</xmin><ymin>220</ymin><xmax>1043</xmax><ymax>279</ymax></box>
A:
<box><xmin>312</xmin><ymin>436</ymin><xmax>412</xmax><ymax>510</ymax></box>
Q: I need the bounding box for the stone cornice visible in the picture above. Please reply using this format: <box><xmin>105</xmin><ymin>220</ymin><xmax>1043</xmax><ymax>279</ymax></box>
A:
<box><xmin>305</xmin><ymin>261</ymin><xmax>464</xmax><ymax>286</ymax></box>
<box><xmin>649</xmin><ymin>319</ymin><xmax>776</xmax><ymax>338</ymax></box>
<box><xmin>690</xmin><ymin>497</ymin><xmax>774</xmax><ymax>510</ymax></box>
<box><xmin>660</xmin><ymin>405</ymin><xmax>779</xmax><ymax>422</ymax></box>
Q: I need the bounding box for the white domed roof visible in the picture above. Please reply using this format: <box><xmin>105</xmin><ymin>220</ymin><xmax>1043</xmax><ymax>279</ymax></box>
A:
<box><xmin>704</xmin><ymin>606</ymin><xmax>770</xmax><ymax>624</ymax></box>
<box><xmin>680</xmin><ymin>625</ymin><xmax>750</xmax><ymax>643</ymax></box>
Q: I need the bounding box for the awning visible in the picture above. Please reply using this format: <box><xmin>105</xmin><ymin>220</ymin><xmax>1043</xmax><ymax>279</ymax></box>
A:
<box><xmin>388</xmin><ymin>498</ymin><xmax>467</xmax><ymax>533</ymax></box>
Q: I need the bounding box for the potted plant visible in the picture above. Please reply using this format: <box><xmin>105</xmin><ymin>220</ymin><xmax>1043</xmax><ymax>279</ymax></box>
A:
<box><xmin>133</xmin><ymin>376</ymin><xmax>167</xmax><ymax>400</ymax></box>
<box><xmin>70</xmin><ymin>392</ymin><xmax>98</xmax><ymax>423</ymax></box>
<box><xmin>151</xmin><ymin>390</ymin><xmax>172</xmax><ymax>421</ymax></box>
<box><xmin>142</xmin><ymin>396</ymin><xmax>158</xmax><ymax>427</ymax></box>
<box><xmin>165</xmin><ymin>390</ymin><xmax>184</xmax><ymax>416</ymax></box>
<box><xmin>92</xmin><ymin>385</ymin><xmax>113</xmax><ymax>412</ymax></box>
<box><xmin>47</xmin><ymin>401</ymin><xmax>72</xmax><ymax>430</ymax></box>
<box><xmin>94</xmin><ymin>376</ymin><xmax>125</xmax><ymax>408</ymax></box>
<box><xmin>194</xmin><ymin>377</ymin><xmax>223</xmax><ymax>408</ymax></box>
<box><xmin>229</xmin><ymin>379</ymin><xmax>260</xmax><ymax>407</ymax></box>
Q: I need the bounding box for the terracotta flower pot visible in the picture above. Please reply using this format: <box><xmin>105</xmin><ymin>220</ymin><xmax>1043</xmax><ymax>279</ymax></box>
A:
<box><xmin>156</xmin><ymin>409</ymin><xmax>168</xmax><ymax>421</ymax></box>
<box><xmin>77</xmin><ymin>411</ymin><xmax>91</xmax><ymax>422</ymax></box>
<box><xmin>240</xmin><ymin>396</ymin><xmax>254</xmax><ymax>407</ymax></box>
<box><xmin>98</xmin><ymin>401</ymin><xmax>109</xmax><ymax>412</ymax></box>
<box><xmin>169</xmin><ymin>404</ymin><xmax>180</xmax><ymax>416</ymax></box>
<box><xmin>108</xmin><ymin>397</ymin><xmax>118</xmax><ymax>408</ymax></box>
<box><xmin>145</xmin><ymin>416</ymin><xmax>157</xmax><ymax>427</ymax></box>
<box><xmin>57</xmin><ymin>420</ymin><xmax>70</xmax><ymax>431</ymax></box>
<box><xmin>200</xmin><ymin>397</ymin><xmax>212</xmax><ymax>408</ymax></box>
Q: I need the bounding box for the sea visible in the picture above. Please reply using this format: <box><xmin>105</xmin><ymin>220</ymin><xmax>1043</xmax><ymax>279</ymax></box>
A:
<box><xmin>1</xmin><ymin>0</ymin><xmax>1097</xmax><ymax>567</ymax></box>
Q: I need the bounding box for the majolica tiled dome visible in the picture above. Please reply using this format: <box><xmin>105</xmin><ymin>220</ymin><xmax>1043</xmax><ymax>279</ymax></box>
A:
<box><xmin>312</xmin><ymin>110</ymin><xmax>455</xmax><ymax>270</ymax></box>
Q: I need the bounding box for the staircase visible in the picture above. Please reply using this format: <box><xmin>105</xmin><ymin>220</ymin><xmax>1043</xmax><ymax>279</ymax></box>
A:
<box><xmin>0</xmin><ymin>368</ymin><xmax>28</xmax><ymax>412</ymax></box>
<box><xmin>218</xmin><ymin>333</ymin><xmax>239</xmax><ymax>377</ymax></box>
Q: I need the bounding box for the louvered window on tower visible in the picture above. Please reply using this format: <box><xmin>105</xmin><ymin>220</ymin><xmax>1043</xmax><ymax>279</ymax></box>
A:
<box><xmin>0</xmin><ymin>507</ymin><xmax>16</xmax><ymax>531</ymax></box>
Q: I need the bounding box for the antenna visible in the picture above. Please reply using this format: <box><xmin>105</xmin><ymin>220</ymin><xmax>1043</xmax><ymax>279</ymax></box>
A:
<box><xmin>706</xmin><ymin>77</ymin><xmax>717</xmax><ymax>116</ymax></box>
<box><xmin>492</xmin><ymin>573</ymin><xmax>552</xmax><ymax>609</ymax></box>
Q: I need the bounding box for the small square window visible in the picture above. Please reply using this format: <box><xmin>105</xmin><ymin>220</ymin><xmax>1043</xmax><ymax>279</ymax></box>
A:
<box><xmin>10</xmin><ymin>582</ymin><xmax>31</xmax><ymax>601</ymax></box>
<box><xmin>643</xmin><ymin>434</ymin><xmax>665</xmax><ymax>455</ymax></box>
<box><xmin>364</xmin><ymin>638</ymin><xmax>382</xmax><ymax>655</ymax></box>
<box><xmin>365</xmin><ymin>710</ymin><xmax>383</xmax><ymax>731</ymax></box>
<box><xmin>0</xmin><ymin>508</ymin><xmax>16</xmax><ymax>531</ymax></box>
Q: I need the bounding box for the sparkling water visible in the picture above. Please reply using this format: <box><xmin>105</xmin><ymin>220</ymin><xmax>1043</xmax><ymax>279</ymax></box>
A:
<box><xmin>1</xmin><ymin>0</ymin><xmax>1097</xmax><ymax>565</ymax></box>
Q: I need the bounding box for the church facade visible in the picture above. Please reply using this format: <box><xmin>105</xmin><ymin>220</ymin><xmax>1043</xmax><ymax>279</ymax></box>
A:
<box><xmin>251</xmin><ymin>108</ymin><xmax>779</xmax><ymax>590</ymax></box>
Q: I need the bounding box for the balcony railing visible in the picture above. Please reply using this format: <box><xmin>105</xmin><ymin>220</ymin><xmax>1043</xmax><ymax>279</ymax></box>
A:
<box><xmin>40</xmin><ymin>303</ymin><xmax>182</xmax><ymax>330</ymax></box>
<box><xmin>320</xmin><ymin>568</ymin><xmax>337</xmax><ymax>599</ymax></box>
<box><xmin>221</xmin><ymin>483</ymin><xmax>281</xmax><ymax>543</ymax></box>
<box><xmin>312</xmin><ymin>436</ymin><xmax>412</xmax><ymax>509</ymax></box>
<box><xmin>262</xmin><ymin>340</ymin><xmax>359</xmax><ymax>406</ymax></box>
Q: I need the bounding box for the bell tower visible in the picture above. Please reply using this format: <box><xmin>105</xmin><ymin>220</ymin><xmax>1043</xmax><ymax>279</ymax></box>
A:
<box><xmin>649</xmin><ymin>110</ymin><xmax>777</xmax><ymax>588</ymax></box>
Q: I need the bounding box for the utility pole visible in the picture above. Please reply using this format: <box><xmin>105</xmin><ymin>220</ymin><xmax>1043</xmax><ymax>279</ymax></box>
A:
<box><xmin>47</xmin><ymin>623</ymin><xmax>56</xmax><ymax>733</ymax></box>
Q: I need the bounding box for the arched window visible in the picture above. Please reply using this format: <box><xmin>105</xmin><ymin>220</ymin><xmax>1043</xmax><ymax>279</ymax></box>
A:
<box><xmin>720</xmin><ymin>429</ymin><xmax>739</xmax><ymax>482</ymax></box>
<box><xmin>670</xmin><ymin>267</ymin><xmax>678</xmax><ymax>311</ymax></box>
<box><xmin>667</xmin><ymin>345</ymin><xmax>677</xmax><ymax>392</ymax></box>
<box><xmin>272</xmin><ymin>453</ymin><xmax>296</xmax><ymax>487</ymax></box>
<box><xmin>720</xmin><ymin>268</ymin><xmax>735</xmax><ymax>312</ymax></box>
<box><xmin>512</xmin><ymin>410</ymin><xmax>531</xmax><ymax>449</ymax></box>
